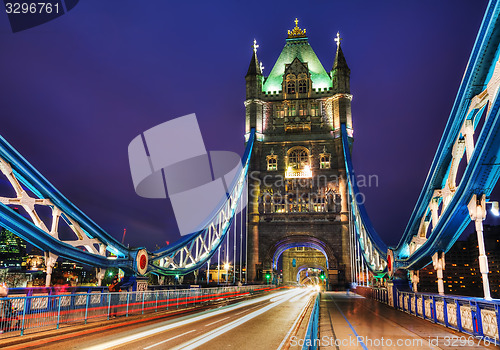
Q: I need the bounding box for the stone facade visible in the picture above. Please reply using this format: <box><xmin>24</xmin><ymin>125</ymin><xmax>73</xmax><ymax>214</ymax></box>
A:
<box><xmin>245</xmin><ymin>22</ymin><xmax>353</xmax><ymax>288</ymax></box>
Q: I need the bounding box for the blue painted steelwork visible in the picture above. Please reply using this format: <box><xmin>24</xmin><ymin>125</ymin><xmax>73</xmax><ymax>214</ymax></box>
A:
<box><xmin>148</xmin><ymin>129</ymin><xmax>255</xmax><ymax>275</ymax></box>
<box><xmin>341</xmin><ymin>124</ymin><xmax>388</xmax><ymax>275</ymax></box>
<box><xmin>394</xmin><ymin>290</ymin><xmax>500</xmax><ymax>342</ymax></box>
<box><xmin>0</xmin><ymin>124</ymin><xmax>255</xmax><ymax>275</ymax></box>
<box><xmin>392</xmin><ymin>0</ymin><xmax>500</xmax><ymax>270</ymax></box>
<box><xmin>343</xmin><ymin>0</ymin><xmax>500</xmax><ymax>275</ymax></box>
<box><xmin>0</xmin><ymin>135</ymin><xmax>132</xmax><ymax>268</ymax></box>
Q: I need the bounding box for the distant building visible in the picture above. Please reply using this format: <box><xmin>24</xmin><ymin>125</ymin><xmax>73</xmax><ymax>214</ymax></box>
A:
<box><xmin>0</xmin><ymin>227</ymin><xmax>27</xmax><ymax>269</ymax></box>
<box><xmin>418</xmin><ymin>225</ymin><xmax>500</xmax><ymax>297</ymax></box>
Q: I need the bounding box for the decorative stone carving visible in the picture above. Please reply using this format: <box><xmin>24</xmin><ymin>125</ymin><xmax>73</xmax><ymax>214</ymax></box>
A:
<box><xmin>481</xmin><ymin>309</ymin><xmax>499</xmax><ymax>340</ymax></box>
<box><xmin>447</xmin><ymin>302</ymin><xmax>457</xmax><ymax>326</ymax></box>
<box><xmin>461</xmin><ymin>306</ymin><xmax>473</xmax><ymax>331</ymax></box>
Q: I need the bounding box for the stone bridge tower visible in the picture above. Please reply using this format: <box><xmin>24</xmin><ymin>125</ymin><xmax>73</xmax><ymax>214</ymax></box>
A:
<box><xmin>245</xmin><ymin>20</ymin><xmax>353</xmax><ymax>288</ymax></box>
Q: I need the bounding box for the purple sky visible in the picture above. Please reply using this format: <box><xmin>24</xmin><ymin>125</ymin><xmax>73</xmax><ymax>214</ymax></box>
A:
<box><xmin>0</xmin><ymin>0</ymin><xmax>497</xmax><ymax>251</ymax></box>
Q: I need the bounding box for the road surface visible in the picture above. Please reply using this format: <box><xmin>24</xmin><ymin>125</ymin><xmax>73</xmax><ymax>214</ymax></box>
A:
<box><xmin>3</xmin><ymin>288</ymin><xmax>315</xmax><ymax>350</ymax></box>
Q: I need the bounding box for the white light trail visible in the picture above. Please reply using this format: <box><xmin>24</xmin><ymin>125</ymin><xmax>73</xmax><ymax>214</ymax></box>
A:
<box><xmin>170</xmin><ymin>289</ymin><xmax>304</xmax><ymax>350</ymax></box>
<box><xmin>143</xmin><ymin>330</ymin><xmax>196</xmax><ymax>349</ymax></box>
<box><xmin>83</xmin><ymin>289</ymin><xmax>293</xmax><ymax>350</ymax></box>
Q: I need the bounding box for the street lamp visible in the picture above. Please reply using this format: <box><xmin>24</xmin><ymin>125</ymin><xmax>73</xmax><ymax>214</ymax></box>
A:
<box><xmin>490</xmin><ymin>201</ymin><xmax>499</xmax><ymax>216</ymax></box>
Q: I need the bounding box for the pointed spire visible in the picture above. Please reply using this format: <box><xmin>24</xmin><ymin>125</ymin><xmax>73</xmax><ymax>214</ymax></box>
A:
<box><xmin>332</xmin><ymin>32</ymin><xmax>350</xmax><ymax>94</ymax></box>
<box><xmin>246</xmin><ymin>39</ymin><xmax>262</xmax><ymax>77</ymax></box>
<box><xmin>332</xmin><ymin>32</ymin><xmax>350</xmax><ymax>72</ymax></box>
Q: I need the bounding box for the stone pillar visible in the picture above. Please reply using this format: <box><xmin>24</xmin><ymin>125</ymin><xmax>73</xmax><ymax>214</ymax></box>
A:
<box><xmin>468</xmin><ymin>194</ymin><xmax>491</xmax><ymax>300</ymax></box>
<box><xmin>338</xmin><ymin>169</ymin><xmax>351</xmax><ymax>284</ymax></box>
<box><xmin>96</xmin><ymin>268</ymin><xmax>105</xmax><ymax>286</ymax></box>
<box><xmin>409</xmin><ymin>270</ymin><xmax>419</xmax><ymax>293</ymax></box>
<box><xmin>247</xmin><ymin>166</ymin><xmax>261</xmax><ymax>282</ymax></box>
<box><xmin>432</xmin><ymin>251</ymin><xmax>445</xmax><ymax>295</ymax></box>
<box><xmin>44</xmin><ymin>252</ymin><xmax>58</xmax><ymax>287</ymax></box>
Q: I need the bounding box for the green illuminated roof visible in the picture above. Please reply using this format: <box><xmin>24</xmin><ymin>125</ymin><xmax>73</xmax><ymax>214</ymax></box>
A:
<box><xmin>262</xmin><ymin>37</ymin><xmax>332</xmax><ymax>93</ymax></box>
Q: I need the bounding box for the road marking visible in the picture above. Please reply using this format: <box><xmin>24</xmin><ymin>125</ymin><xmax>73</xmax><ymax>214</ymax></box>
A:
<box><xmin>328</xmin><ymin>294</ymin><xmax>369</xmax><ymax>350</ymax></box>
<box><xmin>83</xmin><ymin>289</ymin><xmax>293</xmax><ymax>350</ymax></box>
<box><xmin>277</xmin><ymin>292</ymin><xmax>315</xmax><ymax>350</ymax></box>
<box><xmin>170</xmin><ymin>289</ymin><xmax>304</xmax><ymax>350</ymax></box>
<box><xmin>143</xmin><ymin>329</ymin><xmax>196</xmax><ymax>349</ymax></box>
<box><xmin>205</xmin><ymin>316</ymin><xmax>230</xmax><ymax>327</ymax></box>
<box><xmin>233</xmin><ymin>303</ymin><xmax>263</xmax><ymax>316</ymax></box>
<box><xmin>289</xmin><ymin>289</ymin><xmax>311</xmax><ymax>303</ymax></box>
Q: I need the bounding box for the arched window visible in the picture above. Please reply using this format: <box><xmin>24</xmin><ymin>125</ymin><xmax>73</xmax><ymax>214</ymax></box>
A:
<box><xmin>320</xmin><ymin>147</ymin><xmax>331</xmax><ymax>169</ymax></box>
<box><xmin>320</xmin><ymin>155</ymin><xmax>331</xmax><ymax>169</ymax></box>
<box><xmin>298</xmin><ymin>80</ymin><xmax>307</xmax><ymax>93</ymax></box>
<box><xmin>267</xmin><ymin>157</ymin><xmax>277</xmax><ymax>171</ymax></box>
<box><xmin>286</xmin><ymin>74</ymin><xmax>296</xmax><ymax>94</ymax></box>
<box><xmin>288</xmin><ymin>147</ymin><xmax>309</xmax><ymax>169</ymax></box>
<box><xmin>267</xmin><ymin>150</ymin><xmax>278</xmax><ymax>171</ymax></box>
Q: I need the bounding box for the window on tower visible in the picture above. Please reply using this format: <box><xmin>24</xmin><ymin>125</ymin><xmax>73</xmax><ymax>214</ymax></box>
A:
<box><xmin>298</xmin><ymin>80</ymin><xmax>307</xmax><ymax>93</ymax></box>
<box><xmin>267</xmin><ymin>152</ymin><xmax>278</xmax><ymax>171</ymax></box>
<box><xmin>274</xmin><ymin>104</ymin><xmax>284</xmax><ymax>118</ymax></box>
<box><xmin>320</xmin><ymin>155</ymin><xmax>331</xmax><ymax>169</ymax></box>
<box><xmin>288</xmin><ymin>147</ymin><xmax>309</xmax><ymax>169</ymax></box>
<box><xmin>310</xmin><ymin>103</ymin><xmax>318</xmax><ymax>116</ymax></box>
<box><xmin>319</xmin><ymin>147</ymin><xmax>331</xmax><ymax>169</ymax></box>
<box><xmin>286</xmin><ymin>74</ymin><xmax>296</xmax><ymax>94</ymax></box>
<box><xmin>299</xmin><ymin>102</ymin><xmax>307</xmax><ymax>116</ymax></box>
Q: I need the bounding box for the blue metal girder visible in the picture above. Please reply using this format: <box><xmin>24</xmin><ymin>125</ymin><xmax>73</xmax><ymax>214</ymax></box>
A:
<box><xmin>399</xmin><ymin>87</ymin><xmax>500</xmax><ymax>270</ymax></box>
<box><xmin>0</xmin><ymin>204</ymin><xmax>131</xmax><ymax>269</ymax></box>
<box><xmin>147</xmin><ymin>129</ymin><xmax>256</xmax><ymax>275</ymax></box>
<box><xmin>0</xmin><ymin>135</ymin><xmax>131</xmax><ymax>258</ymax></box>
<box><xmin>394</xmin><ymin>0</ymin><xmax>500</xmax><ymax>257</ymax></box>
<box><xmin>341</xmin><ymin>124</ymin><xmax>388</xmax><ymax>259</ymax></box>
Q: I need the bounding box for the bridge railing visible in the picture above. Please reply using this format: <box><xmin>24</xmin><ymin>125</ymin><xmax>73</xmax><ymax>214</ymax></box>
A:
<box><xmin>358</xmin><ymin>286</ymin><xmax>500</xmax><ymax>342</ymax></box>
<box><xmin>354</xmin><ymin>286</ymin><xmax>389</xmax><ymax>305</ymax></box>
<box><xmin>302</xmin><ymin>292</ymin><xmax>320</xmax><ymax>350</ymax></box>
<box><xmin>0</xmin><ymin>284</ymin><xmax>276</xmax><ymax>338</ymax></box>
<box><xmin>396</xmin><ymin>290</ymin><xmax>500</xmax><ymax>342</ymax></box>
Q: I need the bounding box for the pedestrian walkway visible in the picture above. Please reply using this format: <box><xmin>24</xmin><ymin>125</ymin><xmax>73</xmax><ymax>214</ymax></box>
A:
<box><xmin>319</xmin><ymin>292</ymin><xmax>494</xmax><ymax>349</ymax></box>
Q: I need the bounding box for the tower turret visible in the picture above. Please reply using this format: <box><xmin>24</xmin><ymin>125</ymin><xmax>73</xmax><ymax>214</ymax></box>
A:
<box><xmin>245</xmin><ymin>39</ymin><xmax>265</xmax><ymax>137</ymax></box>
<box><xmin>332</xmin><ymin>32</ymin><xmax>350</xmax><ymax>94</ymax></box>
<box><xmin>328</xmin><ymin>32</ymin><xmax>353</xmax><ymax>134</ymax></box>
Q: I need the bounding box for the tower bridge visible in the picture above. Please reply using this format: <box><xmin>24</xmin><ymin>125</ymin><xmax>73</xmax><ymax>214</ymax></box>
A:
<box><xmin>2</xmin><ymin>0</ymin><xmax>500</xmax><ymax>347</ymax></box>
<box><xmin>245</xmin><ymin>20</ymin><xmax>353</xmax><ymax>287</ymax></box>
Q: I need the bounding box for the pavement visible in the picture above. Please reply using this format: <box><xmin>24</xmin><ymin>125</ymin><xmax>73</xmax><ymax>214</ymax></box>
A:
<box><xmin>319</xmin><ymin>291</ymin><xmax>496</xmax><ymax>350</ymax></box>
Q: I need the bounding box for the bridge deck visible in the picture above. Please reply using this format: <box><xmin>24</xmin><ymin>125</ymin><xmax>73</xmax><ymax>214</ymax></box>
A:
<box><xmin>320</xmin><ymin>292</ymin><xmax>494</xmax><ymax>349</ymax></box>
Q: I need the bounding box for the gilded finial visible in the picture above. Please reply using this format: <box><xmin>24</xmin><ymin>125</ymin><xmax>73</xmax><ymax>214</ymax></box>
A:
<box><xmin>334</xmin><ymin>32</ymin><xmax>342</xmax><ymax>47</ymax></box>
<box><xmin>288</xmin><ymin>18</ymin><xmax>307</xmax><ymax>39</ymax></box>
<box><xmin>253</xmin><ymin>39</ymin><xmax>259</xmax><ymax>53</ymax></box>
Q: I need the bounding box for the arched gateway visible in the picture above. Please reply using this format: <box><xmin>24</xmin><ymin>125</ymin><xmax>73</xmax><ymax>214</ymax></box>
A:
<box><xmin>244</xmin><ymin>20</ymin><xmax>353</xmax><ymax>289</ymax></box>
